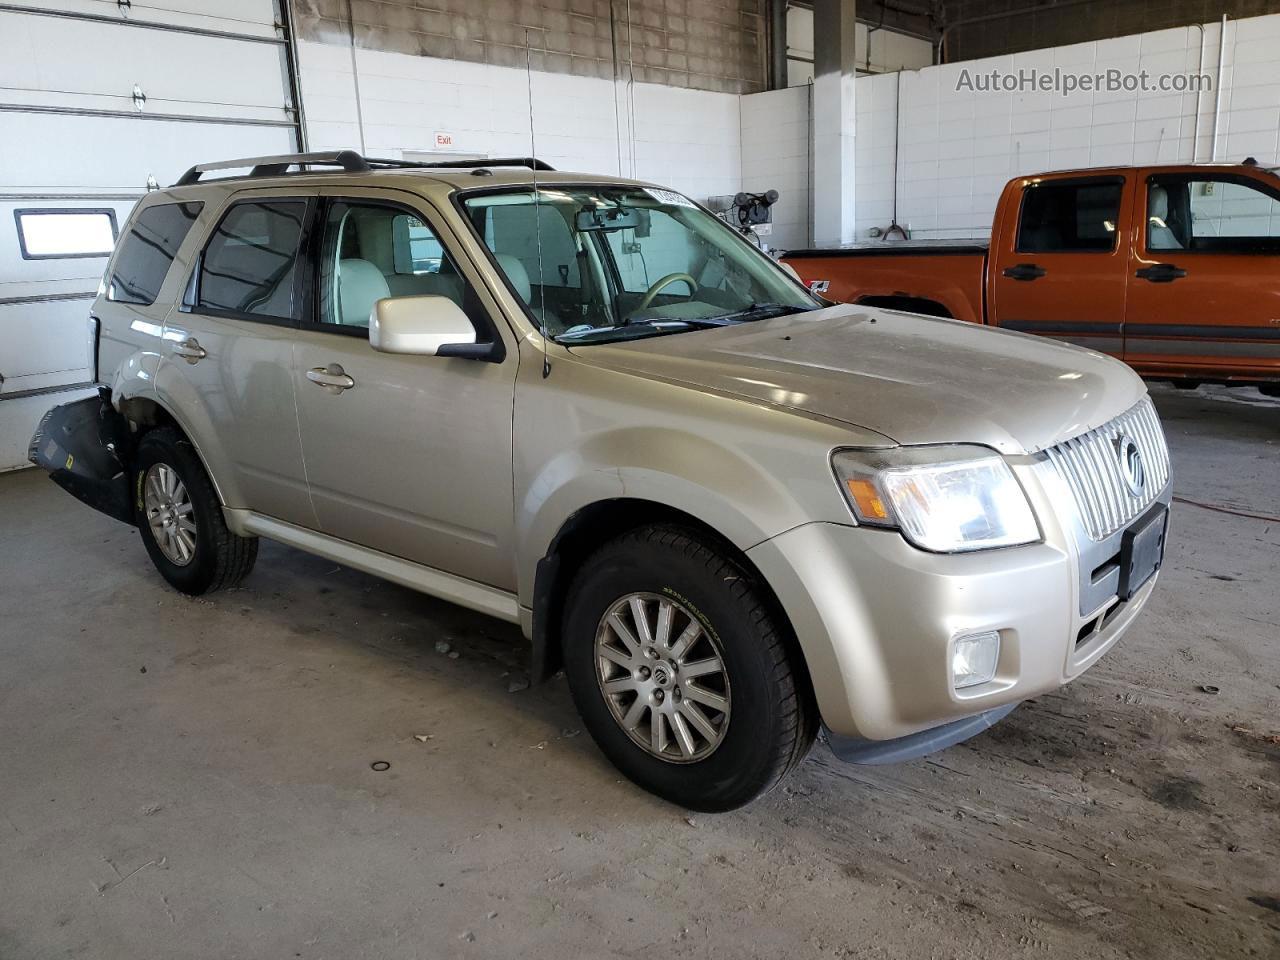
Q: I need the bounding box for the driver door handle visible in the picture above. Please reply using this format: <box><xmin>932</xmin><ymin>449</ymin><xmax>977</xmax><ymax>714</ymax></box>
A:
<box><xmin>306</xmin><ymin>363</ymin><xmax>355</xmax><ymax>394</ymax></box>
<box><xmin>171</xmin><ymin>337</ymin><xmax>207</xmax><ymax>363</ymax></box>
<box><xmin>1002</xmin><ymin>263</ymin><xmax>1046</xmax><ymax>281</ymax></box>
<box><xmin>1135</xmin><ymin>263</ymin><xmax>1187</xmax><ymax>283</ymax></box>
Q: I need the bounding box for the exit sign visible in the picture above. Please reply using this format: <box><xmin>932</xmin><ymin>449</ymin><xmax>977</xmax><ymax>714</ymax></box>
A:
<box><xmin>434</xmin><ymin>131</ymin><xmax>454</xmax><ymax>149</ymax></box>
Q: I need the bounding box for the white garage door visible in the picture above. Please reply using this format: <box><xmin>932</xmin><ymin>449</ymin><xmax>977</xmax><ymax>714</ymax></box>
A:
<box><xmin>0</xmin><ymin>0</ymin><xmax>304</xmax><ymax>469</ymax></box>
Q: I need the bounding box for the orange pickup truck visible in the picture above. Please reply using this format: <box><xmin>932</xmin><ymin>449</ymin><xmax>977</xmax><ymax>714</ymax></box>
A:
<box><xmin>782</xmin><ymin>162</ymin><xmax>1280</xmax><ymax>393</ymax></box>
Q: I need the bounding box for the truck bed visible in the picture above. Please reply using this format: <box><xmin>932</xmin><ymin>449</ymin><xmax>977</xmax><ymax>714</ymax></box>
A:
<box><xmin>780</xmin><ymin>241</ymin><xmax>989</xmax><ymax>325</ymax></box>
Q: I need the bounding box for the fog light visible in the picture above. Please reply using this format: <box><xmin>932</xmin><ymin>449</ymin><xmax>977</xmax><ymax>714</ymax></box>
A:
<box><xmin>952</xmin><ymin>631</ymin><xmax>1000</xmax><ymax>689</ymax></box>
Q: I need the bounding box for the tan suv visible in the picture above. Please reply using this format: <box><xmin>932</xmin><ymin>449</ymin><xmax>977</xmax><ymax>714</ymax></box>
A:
<box><xmin>30</xmin><ymin>152</ymin><xmax>1172</xmax><ymax>811</ymax></box>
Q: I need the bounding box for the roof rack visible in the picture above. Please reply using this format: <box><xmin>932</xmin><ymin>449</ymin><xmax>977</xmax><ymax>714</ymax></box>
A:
<box><xmin>173</xmin><ymin>151</ymin><xmax>554</xmax><ymax>186</ymax></box>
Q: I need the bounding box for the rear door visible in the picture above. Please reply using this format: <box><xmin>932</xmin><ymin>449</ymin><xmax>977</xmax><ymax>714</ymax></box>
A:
<box><xmin>988</xmin><ymin>174</ymin><xmax>1133</xmax><ymax>357</ymax></box>
<box><xmin>289</xmin><ymin>189</ymin><xmax>519</xmax><ymax>591</ymax></box>
<box><xmin>1125</xmin><ymin>171</ymin><xmax>1280</xmax><ymax>381</ymax></box>
<box><xmin>157</xmin><ymin>192</ymin><xmax>315</xmax><ymax>526</ymax></box>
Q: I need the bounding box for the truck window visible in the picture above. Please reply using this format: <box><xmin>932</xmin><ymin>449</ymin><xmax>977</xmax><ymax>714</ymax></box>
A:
<box><xmin>106</xmin><ymin>202</ymin><xmax>203</xmax><ymax>306</ymax></box>
<box><xmin>1148</xmin><ymin>175</ymin><xmax>1280</xmax><ymax>253</ymax></box>
<box><xmin>196</xmin><ymin>200</ymin><xmax>306</xmax><ymax>320</ymax></box>
<box><xmin>1016</xmin><ymin>181</ymin><xmax>1122</xmax><ymax>253</ymax></box>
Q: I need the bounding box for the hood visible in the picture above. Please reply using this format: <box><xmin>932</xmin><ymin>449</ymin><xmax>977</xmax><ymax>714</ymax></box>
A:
<box><xmin>568</xmin><ymin>304</ymin><xmax>1146</xmax><ymax>455</ymax></box>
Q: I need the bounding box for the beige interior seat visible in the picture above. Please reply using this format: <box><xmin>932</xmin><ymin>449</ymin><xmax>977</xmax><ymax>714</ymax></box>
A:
<box><xmin>337</xmin><ymin>258</ymin><xmax>389</xmax><ymax>327</ymax></box>
<box><xmin>1147</xmin><ymin>185</ymin><xmax>1183</xmax><ymax>250</ymax></box>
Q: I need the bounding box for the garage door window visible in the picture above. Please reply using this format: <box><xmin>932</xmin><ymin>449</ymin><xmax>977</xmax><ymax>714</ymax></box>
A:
<box><xmin>107</xmin><ymin>202</ymin><xmax>204</xmax><ymax>306</ymax></box>
<box><xmin>196</xmin><ymin>200</ymin><xmax>307</xmax><ymax>321</ymax></box>
<box><xmin>15</xmin><ymin>208</ymin><xmax>117</xmax><ymax>260</ymax></box>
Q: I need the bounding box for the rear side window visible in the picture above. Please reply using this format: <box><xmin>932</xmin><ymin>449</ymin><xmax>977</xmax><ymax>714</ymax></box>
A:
<box><xmin>107</xmin><ymin>202</ymin><xmax>203</xmax><ymax>305</ymax></box>
<box><xmin>1016</xmin><ymin>180</ymin><xmax>1123</xmax><ymax>253</ymax></box>
<box><xmin>197</xmin><ymin>200</ymin><xmax>307</xmax><ymax>320</ymax></box>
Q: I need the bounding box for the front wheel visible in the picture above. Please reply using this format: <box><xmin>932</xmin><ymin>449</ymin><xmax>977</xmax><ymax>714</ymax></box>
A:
<box><xmin>134</xmin><ymin>427</ymin><xmax>258</xmax><ymax>595</ymax></box>
<box><xmin>561</xmin><ymin>525</ymin><xmax>817</xmax><ymax>811</ymax></box>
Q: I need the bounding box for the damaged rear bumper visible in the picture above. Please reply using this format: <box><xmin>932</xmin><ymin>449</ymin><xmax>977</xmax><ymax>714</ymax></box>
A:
<box><xmin>28</xmin><ymin>388</ymin><xmax>136</xmax><ymax>525</ymax></box>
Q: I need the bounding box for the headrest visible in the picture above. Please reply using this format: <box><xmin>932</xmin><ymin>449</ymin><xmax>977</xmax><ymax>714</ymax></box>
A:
<box><xmin>338</xmin><ymin>258</ymin><xmax>390</xmax><ymax>326</ymax></box>
<box><xmin>1148</xmin><ymin>185</ymin><xmax>1170</xmax><ymax>221</ymax></box>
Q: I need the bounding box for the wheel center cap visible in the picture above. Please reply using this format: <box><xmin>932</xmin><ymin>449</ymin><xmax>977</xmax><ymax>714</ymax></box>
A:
<box><xmin>651</xmin><ymin>663</ymin><xmax>674</xmax><ymax>688</ymax></box>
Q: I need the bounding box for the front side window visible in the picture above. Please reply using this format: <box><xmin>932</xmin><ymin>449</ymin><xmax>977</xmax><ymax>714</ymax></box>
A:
<box><xmin>16</xmin><ymin>208</ymin><xmax>117</xmax><ymax>260</ymax></box>
<box><xmin>197</xmin><ymin>200</ymin><xmax>306</xmax><ymax>320</ymax></box>
<box><xmin>1016</xmin><ymin>180</ymin><xmax>1123</xmax><ymax>253</ymax></box>
<box><xmin>316</xmin><ymin>201</ymin><xmax>469</xmax><ymax>330</ymax></box>
<box><xmin>107</xmin><ymin>202</ymin><xmax>203</xmax><ymax>305</ymax></box>
<box><xmin>1148</xmin><ymin>175</ymin><xmax>1280</xmax><ymax>253</ymax></box>
<box><xmin>460</xmin><ymin>185</ymin><xmax>816</xmax><ymax>344</ymax></box>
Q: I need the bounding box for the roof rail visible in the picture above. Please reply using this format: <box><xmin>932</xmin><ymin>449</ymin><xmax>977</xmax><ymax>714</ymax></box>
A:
<box><xmin>174</xmin><ymin>150</ymin><xmax>370</xmax><ymax>186</ymax></box>
<box><xmin>173</xmin><ymin>151</ymin><xmax>554</xmax><ymax>186</ymax></box>
<box><xmin>364</xmin><ymin>156</ymin><xmax>556</xmax><ymax>172</ymax></box>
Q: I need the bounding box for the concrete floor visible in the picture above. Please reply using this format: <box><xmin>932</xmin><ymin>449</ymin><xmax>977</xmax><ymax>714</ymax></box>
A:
<box><xmin>1</xmin><ymin>383</ymin><xmax>1277</xmax><ymax>959</ymax></box>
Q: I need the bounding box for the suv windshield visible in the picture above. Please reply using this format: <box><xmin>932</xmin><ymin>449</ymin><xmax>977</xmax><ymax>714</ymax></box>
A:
<box><xmin>460</xmin><ymin>185</ymin><xmax>817</xmax><ymax>343</ymax></box>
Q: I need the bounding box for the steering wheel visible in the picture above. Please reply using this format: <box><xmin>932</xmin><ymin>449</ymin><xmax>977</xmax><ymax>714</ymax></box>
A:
<box><xmin>632</xmin><ymin>272</ymin><xmax>697</xmax><ymax>315</ymax></box>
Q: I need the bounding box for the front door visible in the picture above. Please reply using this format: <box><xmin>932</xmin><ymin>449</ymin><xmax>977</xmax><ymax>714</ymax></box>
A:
<box><xmin>1125</xmin><ymin>171</ymin><xmax>1280</xmax><ymax>382</ymax></box>
<box><xmin>159</xmin><ymin>193</ymin><xmax>314</xmax><ymax>526</ymax></box>
<box><xmin>290</xmin><ymin>191</ymin><xmax>518</xmax><ymax>591</ymax></box>
<box><xmin>989</xmin><ymin>174</ymin><xmax>1133</xmax><ymax>358</ymax></box>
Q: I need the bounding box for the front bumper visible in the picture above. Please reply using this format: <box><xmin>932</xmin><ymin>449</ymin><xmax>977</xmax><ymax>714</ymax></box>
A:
<box><xmin>747</xmin><ymin>463</ymin><xmax>1170</xmax><ymax>743</ymax></box>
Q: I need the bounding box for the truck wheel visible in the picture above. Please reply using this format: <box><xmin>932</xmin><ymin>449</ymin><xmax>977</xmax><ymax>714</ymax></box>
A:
<box><xmin>561</xmin><ymin>525</ymin><xmax>816</xmax><ymax>811</ymax></box>
<box><xmin>134</xmin><ymin>427</ymin><xmax>257</xmax><ymax>595</ymax></box>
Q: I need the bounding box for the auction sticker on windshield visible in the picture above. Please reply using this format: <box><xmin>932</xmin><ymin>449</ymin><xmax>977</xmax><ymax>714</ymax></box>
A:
<box><xmin>645</xmin><ymin>188</ymin><xmax>696</xmax><ymax>208</ymax></box>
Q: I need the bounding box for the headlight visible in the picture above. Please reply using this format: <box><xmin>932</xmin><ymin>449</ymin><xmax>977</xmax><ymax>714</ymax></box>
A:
<box><xmin>831</xmin><ymin>446</ymin><xmax>1041</xmax><ymax>553</ymax></box>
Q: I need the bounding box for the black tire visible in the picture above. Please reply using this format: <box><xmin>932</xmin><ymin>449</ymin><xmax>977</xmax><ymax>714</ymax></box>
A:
<box><xmin>134</xmin><ymin>426</ymin><xmax>257</xmax><ymax>595</ymax></box>
<box><xmin>561</xmin><ymin>524</ymin><xmax>817</xmax><ymax>812</ymax></box>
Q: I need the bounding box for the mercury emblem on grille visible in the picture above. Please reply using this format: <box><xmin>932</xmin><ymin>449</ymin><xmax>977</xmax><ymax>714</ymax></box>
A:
<box><xmin>1115</xmin><ymin>433</ymin><xmax>1146</xmax><ymax>496</ymax></box>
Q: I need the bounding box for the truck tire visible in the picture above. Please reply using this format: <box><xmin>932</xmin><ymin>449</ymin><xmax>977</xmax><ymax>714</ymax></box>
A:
<box><xmin>134</xmin><ymin>427</ymin><xmax>257</xmax><ymax>595</ymax></box>
<box><xmin>561</xmin><ymin>524</ymin><xmax>817</xmax><ymax>811</ymax></box>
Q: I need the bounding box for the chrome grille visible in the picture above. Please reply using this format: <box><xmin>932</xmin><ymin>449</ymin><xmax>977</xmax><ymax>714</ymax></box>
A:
<box><xmin>1044</xmin><ymin>397</ymin><xmax>1171</xmax><ymax>541</ymax></box>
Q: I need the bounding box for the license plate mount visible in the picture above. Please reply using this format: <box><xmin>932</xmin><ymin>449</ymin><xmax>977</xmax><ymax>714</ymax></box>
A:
<box><xmin>1118</xmin><ymin>504</ymin><xmax>1168</xmax><ymax>600</ymax></box>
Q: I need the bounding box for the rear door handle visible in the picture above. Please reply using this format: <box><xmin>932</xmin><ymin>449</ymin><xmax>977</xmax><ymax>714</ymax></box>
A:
<box><xmin>1135</xmin><ymin>263</ymin><xmax>1187</xmax><ymax>283</ymax></box>
<box><xmin>171</xmin><ymin>337</ymin><xmax>207</xmax><ymax>363</ymax></box>
<box><xmin>1002</xmin><ymin>263</ymin><xmax>1046</xmax><ymax>281</ymax></box>
<box><xmin>306</xmin><ymin>363</ymin><xmax>355</xmax><ymax>394</ymax></box>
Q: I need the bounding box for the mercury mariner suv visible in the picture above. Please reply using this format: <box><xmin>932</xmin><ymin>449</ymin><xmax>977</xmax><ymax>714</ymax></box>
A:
<box><xmin>30</xmin><ymin>151</ymin><xmax>1172</xmax><ymax>811</ymax></box>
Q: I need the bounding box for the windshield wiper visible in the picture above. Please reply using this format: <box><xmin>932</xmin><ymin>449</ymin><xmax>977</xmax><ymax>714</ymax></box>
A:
<box><xmin>712</xmin><ymin>302</ymin><xmax>815</xmax><ymax>324</ymax></box>
<box><xmin>556</xmin><ymin>317</ymin><xmax>723</xmax><ymax>343</ymax></box>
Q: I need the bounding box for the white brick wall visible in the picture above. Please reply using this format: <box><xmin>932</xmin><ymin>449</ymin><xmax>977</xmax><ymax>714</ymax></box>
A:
<box><xmin>740</xmin><ymin>85</ymin><xmax>810</xmax><ymax>250</ymax></box>
<box><xmin>298</xmin><ymin>40</ymin><xmax>740</xmax><ymax>203</ymax></box>
<box><xmin>302</xmin><ymin>12</ymin><xmax>1280</xmax><ymax>248</ymax></box>
<box><xmin>856</xmin><ymin>13</ymin><xmax>1280</xmax><ymax>240</ymax></box>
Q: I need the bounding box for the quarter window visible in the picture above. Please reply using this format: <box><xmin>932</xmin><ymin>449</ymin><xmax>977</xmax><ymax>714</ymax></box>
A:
<box><xmin>197</xmin><ymin>200</ymin><xmax>307</xmax><ymax>320</ymax></box>
<box><xmin>107</xmin><ymin>202</ymin><xmax>203</xmax><ymax>306</ymax></box>
<box><xmin>1016</xmin><ymin>181</ymin><xmax>1123</xmax><ymax>253</ymax></box>
<box><xmin>15</xmin><ymin>208</ymin><xmax>117</xmax><ymax>259</ymax></box>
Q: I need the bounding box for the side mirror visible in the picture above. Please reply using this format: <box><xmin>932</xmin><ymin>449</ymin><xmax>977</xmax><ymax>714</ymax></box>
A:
<box><xmin>370</xmin><ymin>295</ymin><xmax>477</xmax><ymax>356</ymax></box>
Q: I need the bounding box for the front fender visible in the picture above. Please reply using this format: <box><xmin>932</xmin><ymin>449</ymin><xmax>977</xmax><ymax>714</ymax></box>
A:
<box><xmin>516</xmin><ymin>425</ymin><xmax>829</xmax><ymax>607</ymax></box>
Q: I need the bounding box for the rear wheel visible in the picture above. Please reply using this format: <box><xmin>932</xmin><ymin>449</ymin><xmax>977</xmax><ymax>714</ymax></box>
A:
<box><xmin>134</xmin><ymin>427</ymin><xmax>257</xmax><ymax>595</ymax></box>
<box><xmin>561</xmin><ymin>525</ymin><xmax>816</xmax><ymax>811</ymax></box>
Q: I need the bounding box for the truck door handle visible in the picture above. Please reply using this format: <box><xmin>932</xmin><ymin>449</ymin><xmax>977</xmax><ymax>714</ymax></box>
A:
<box><xmin>171</xmin><ymin>337</ymin><xmax>207</xmax><ymax>363</ymax></box>
<box><xmin>1135</xmin><ymin>263</ymin><xmax>1187</xmax><ymax>283</ymax></box>
<box><xmin>1002</xmin><ymin>263</ymin><xmax>1046</xmax><ymax>281</ymax></box>
<box><xmin>306</xmin><ymin>363</ymin><xmax>355</xmax><ymax>394</ymax></box>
